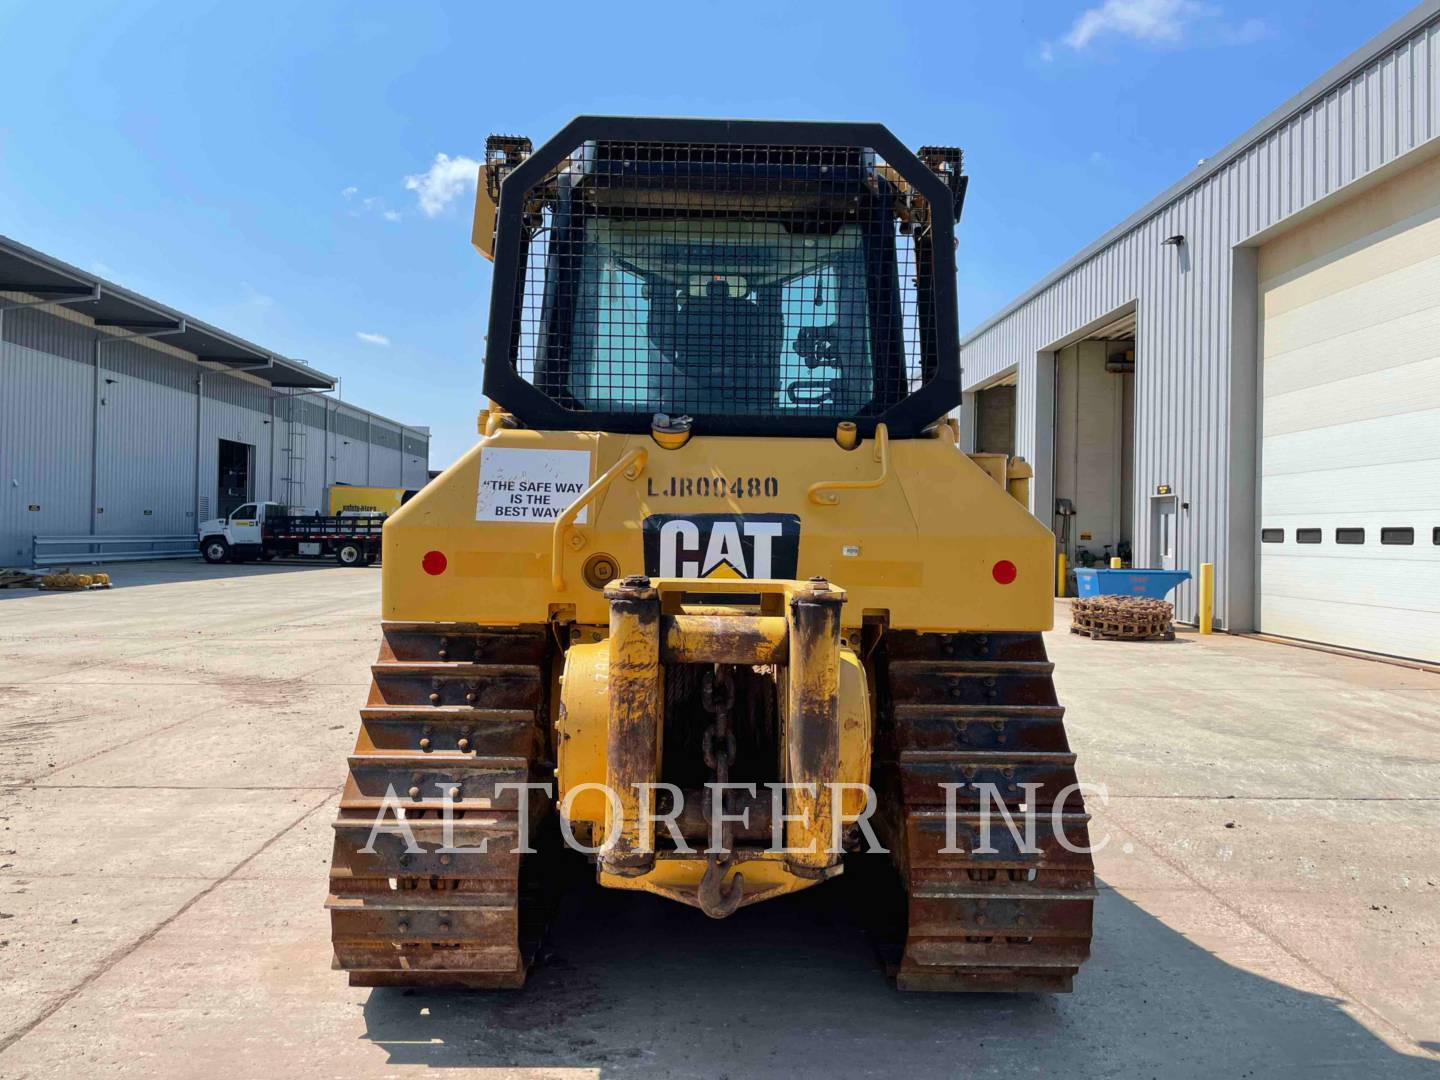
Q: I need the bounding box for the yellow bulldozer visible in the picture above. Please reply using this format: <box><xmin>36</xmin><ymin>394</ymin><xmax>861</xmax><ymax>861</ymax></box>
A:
<box><xmin>327</xmin><ymin>118</ymin><xmax>1095</xmax><ymax>993</ymax></box>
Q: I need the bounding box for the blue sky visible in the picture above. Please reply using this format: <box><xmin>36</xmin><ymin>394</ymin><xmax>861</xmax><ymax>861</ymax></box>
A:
<box><xmin>0</xmin><ymin>0</ymin><xmax>1418</xmax><ymax>466</ymax></box>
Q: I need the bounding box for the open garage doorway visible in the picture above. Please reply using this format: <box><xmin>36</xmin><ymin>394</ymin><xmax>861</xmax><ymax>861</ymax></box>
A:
<box><xmin>1053</xmin><ymin>311</ymin><xmax>1135</xmax><ymax>590</ymax></box>
<box><xmin>974</xmin><ymin>377</ymin><xmax>1017</xmax><ymax>455</ymax></box>
<box><xmin>217</xmin><ymin>438</ymin><xmax>253</xmax><ymax>519</ymax></box>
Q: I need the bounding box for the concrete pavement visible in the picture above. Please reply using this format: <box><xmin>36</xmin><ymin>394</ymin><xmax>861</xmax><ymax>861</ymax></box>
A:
<box><xmin>0</xmin><ymin>561</ymin><xmax>1436</xmax><ymax>1078</ymax></box>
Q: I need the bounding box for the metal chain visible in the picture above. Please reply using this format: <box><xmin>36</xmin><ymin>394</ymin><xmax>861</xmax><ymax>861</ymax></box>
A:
<box><xmin>698</xmin><ymin>665</ymin><xmax>743</xmax><ymax>917</ymax></box>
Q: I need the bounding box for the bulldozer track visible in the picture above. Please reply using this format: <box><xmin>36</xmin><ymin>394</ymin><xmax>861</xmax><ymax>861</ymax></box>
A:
<box><xmin>881</xmin><ymin>631</ymin><xmax>1096</xmax><ymax>992</ymax></box>
<box><xmin>327</xmin><ymin>622</ymin><xmax>554</xmax><ymax>989</ymax></box>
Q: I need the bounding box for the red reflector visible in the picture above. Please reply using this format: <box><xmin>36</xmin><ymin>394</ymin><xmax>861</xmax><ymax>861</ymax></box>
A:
<box><xmin>992</xmin><ymin>559</ymin><xmax>1017</xmax><ymax>585</ymax></box>
<box><xmin>422</xmin><ymin>550</ymin><xmax>447</xmax><ymax>576</ymax></box>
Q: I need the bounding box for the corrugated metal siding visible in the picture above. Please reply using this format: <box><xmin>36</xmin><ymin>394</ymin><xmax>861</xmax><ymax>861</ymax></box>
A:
<box><xmin>371</xmin><ymin>446</ymin><xmax>403</xmax><ymax>487</ymax></box>
<box><xmin>1</xmin><ymin>303</ymin><xmax>430</xmax><ymax>558</ymax></box>
<box><xmin>402</xmin><ymin>457</ymin><xmax>429</xmax><ymax>488</ymax></box>
<box><xmin>98</xmin><ymin>365</ymin><xmax>194</xmax><ymax>537</ymax></box>
<box><xmin>302</xmin><ymin>399</ymin><xmax>331</xmax><ymax>505</ymax></box>
<box><xmin>2</xmin><ymin>305</ymin><xmax>92</xmax><ymax>364</ymax></box>
<box><xmin>401</xmin><ymin>432</ymin><xmax>431</xmax><ymax>488</ymax></box>
<box><xmin>333</xmin><ymin>408</ymin><xmax>370</xmax><ymax>442</ymax></box>
<box><xmin>103</xmin><ymin>335</ymin><xmax>195</xmax><ymax>394</ymax></box>
<box><xmin>203</xmin><ymin>368</ymin><xmax>273</xmax><ymax>415</ymax></box>
<box><xmin>332</xmin><ymin>405</ymin><xmax>372</xmax><ymax>485</ymax></box>
<box><xmin>960</xmin><ymin>10</ymin><xmax>1440</xmax><ymax>626</ymax></box>
<box><xmin>371</xmin><ymin>423</ymin><xmax>400</xmax><ymax>453</ymax></box>
<box><xmin>0</xmin><ymin>342</ymin><xmax>92</xmax><ymax>561</ymax></box>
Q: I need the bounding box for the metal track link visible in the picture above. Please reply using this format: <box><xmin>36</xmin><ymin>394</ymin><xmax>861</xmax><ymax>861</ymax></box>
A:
<box><xmin>884</xmin><ymin>631</ymin><xmax>1096</xmax><ymax>993</ymax></box>
<box><xmin>327</xmin><ymin>622</ymin><xmax>552</xmax><ymax>989</ymax></box>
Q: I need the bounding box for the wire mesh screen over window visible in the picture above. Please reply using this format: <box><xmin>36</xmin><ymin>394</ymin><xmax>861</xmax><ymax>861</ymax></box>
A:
<box><xmin>502</xmin><ymin>141</ymin><xmax>940</xmax><ymax>421</ymax></box>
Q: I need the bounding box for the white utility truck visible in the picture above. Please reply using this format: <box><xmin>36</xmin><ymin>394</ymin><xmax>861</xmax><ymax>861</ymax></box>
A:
<box><xmin>198</xmin><ymin>501</ymin><xmax>385</xmax><ymax>566</ymax></box>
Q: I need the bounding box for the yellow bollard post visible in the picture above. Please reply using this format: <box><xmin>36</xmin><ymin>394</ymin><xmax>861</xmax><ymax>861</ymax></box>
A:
<box><xmin>1199</xmin><ymin>562</ymin><xmax>1214</xmax><ymax>635</ymax></box>
<box><xmin>1110</xmin><ymin>557</ymin><xmax>1122</xmax><ymax>569</ymax></box>
<box><xmin>1056</xmin><ymin>553</ymin><xmax>1067</xmax><ymax>598</ymax></box>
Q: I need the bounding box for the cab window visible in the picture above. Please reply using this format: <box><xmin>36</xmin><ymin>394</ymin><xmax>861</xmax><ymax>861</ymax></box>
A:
<box><xmin>565</xmin><ymin>219</ymin><xmax>879</xmax><ymax>417</ymax></box>
<box><xmin>231</xmin><ymin>504</ymin><xmax>257</xmax><ymax>521</ymax></box>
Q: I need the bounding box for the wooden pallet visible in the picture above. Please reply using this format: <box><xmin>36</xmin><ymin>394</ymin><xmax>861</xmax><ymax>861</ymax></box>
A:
<box><xmin>1069</xmin><ymin>622</ymin><xmax>1174</xmax><ymax>642</ymax></box>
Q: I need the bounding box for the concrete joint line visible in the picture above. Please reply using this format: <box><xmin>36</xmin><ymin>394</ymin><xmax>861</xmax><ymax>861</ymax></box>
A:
<box><xmin>0</xmin><ymin>787</ymin><xmax>339</xmax><ymax>1057</ymax></box>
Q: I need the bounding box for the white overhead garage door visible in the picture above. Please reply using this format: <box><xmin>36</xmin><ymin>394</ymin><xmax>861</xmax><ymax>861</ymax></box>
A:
<box><xmin>1258</xmin><ymin>152</ymin><xmax>1440</xmax><ymax>663</ymax></box>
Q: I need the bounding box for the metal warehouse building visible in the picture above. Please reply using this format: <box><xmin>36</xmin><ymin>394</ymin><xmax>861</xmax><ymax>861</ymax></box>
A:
<box><xmin>960</xmin><ymin>2</ymin><xmax>1440</xmax><ymax>663</ymax></box>
<box><xmin>0</xmin><ymin>234</ymin><xmax>430</xmax><ymax>565</ymax></box>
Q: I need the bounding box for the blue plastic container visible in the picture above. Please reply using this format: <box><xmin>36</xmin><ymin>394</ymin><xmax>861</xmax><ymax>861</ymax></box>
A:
<box><xmin>1073</xmin><ymin>568</ymin><xmax>1191</xmax><ymax>599</ymax></box>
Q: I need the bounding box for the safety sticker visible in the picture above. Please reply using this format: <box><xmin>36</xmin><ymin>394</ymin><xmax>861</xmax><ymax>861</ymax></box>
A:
<box><xmin>476</xmin><ymin>448</ymin><xmax>592</xmax><ymax>523</ymax></box>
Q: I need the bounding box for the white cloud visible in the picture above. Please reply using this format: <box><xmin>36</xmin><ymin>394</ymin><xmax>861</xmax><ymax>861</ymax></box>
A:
<box><xmin>341</xmin><ymin>186</ymin><xmax>402</xmax><ymax>220</ymax></box>
<box><xmin>356</xmin><ymin>331</ymin><xmax>391</xmax><ymax>347</ymax></box>
<box><xmin>404</xmin><ymin>152</ymin><xmax>481</xmax><ymax>217</ymax></box>
<box><xmin>1064</xmin><ymin>0</ymin><xmax>1206</xmax><ymax>49</ymax></box>
<box><xmin>1056</xmin><ymin>0</ymin><xmax>1267</xmax><ymax>53</ymax></box>
<box><xmin>1039</xmin><ymin>41</ymin><xmax>1055</xmax><ymax>63</ymax></box>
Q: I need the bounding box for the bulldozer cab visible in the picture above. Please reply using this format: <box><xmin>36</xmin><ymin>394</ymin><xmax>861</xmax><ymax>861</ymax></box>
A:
<box><xmin>475</xmin><ymin>119</ymin><xmax>966</xmax><ymax>438</ymax></box>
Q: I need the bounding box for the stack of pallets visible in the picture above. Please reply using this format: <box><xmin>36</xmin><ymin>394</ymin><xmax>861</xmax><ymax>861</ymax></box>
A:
<box><xmin>1070</xmin><ymin>596</ymin><xmax>1174</xmax><ymax>641</ymax></box>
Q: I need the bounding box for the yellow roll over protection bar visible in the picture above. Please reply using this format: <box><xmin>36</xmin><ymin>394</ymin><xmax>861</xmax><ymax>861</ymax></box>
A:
<box><xmin>808</xmin><ymin>423</ymin><xmax>889</xmax><ymax>506</ymax></box>
<box><xmin>551</xmin><ymin>447</ymin><xmax>648</xmax><ymax>591</ymax></box>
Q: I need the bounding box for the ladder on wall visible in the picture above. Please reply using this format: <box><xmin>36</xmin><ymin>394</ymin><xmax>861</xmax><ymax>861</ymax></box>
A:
<box><xmin>281</xmin><ymin>392</ymin><xmax>308</xmax><ymax>510</ymax></box>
